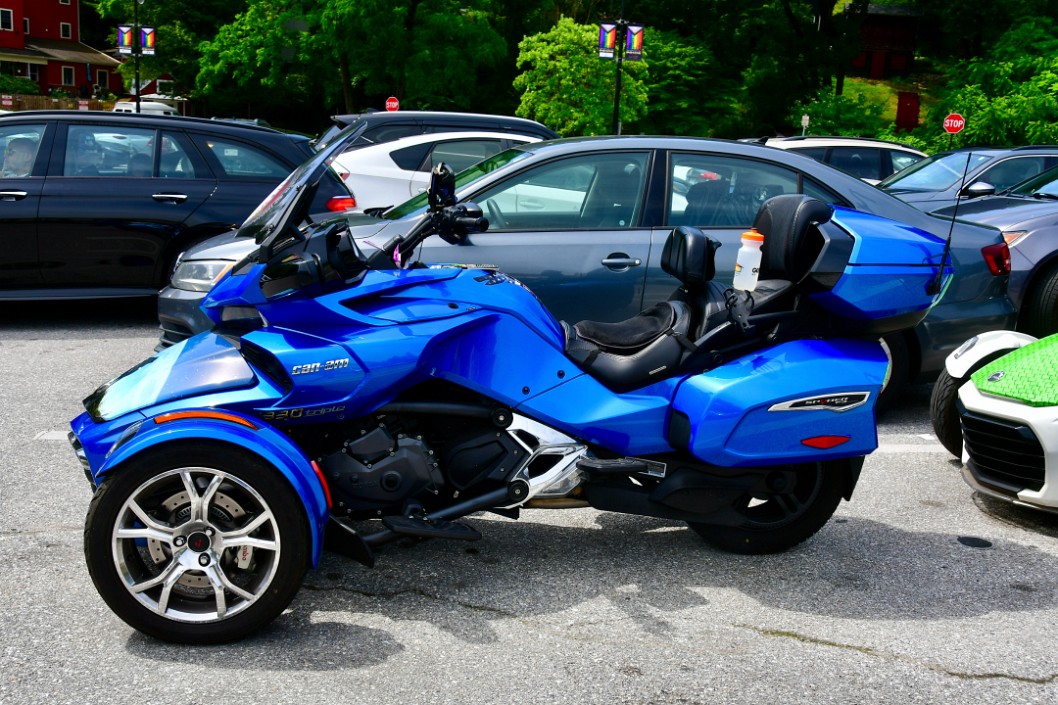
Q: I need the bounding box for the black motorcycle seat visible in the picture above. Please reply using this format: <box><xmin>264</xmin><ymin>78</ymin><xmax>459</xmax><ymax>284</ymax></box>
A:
<box><xmin>563</xmin><ymin>279</ymin><xmax>796</xmax><ymax>391</ymax></box>
<box><xmin>563</xmin><ymin>300</ymin><xmax>693</xmax><ymax>391</ymax></box>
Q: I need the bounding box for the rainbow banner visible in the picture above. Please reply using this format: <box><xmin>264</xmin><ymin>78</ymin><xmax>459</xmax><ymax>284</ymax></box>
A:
<box><xmin>598</xmin><ymin>24</ymin><xmax>617</xmax><ymax>58</ymax></box>
<box><xmin>140</xmin><ymin>27</ymin><xmax>156</xmax><ymax>55</ymax></box>
<box><xmin>117</xmin><ymin>26</ymin><xmax>133</xmax><ymax>54</ymax></box>
<box><xmin>625</xmin><ymin>25</ymin><xmax>644</xmax><ymax>61</ymax></box>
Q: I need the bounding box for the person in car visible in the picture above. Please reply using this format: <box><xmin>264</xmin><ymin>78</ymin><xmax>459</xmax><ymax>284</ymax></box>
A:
<box><xmin>2</xmin><ymin>138</ymin><xmax>35</xmax><ymax>177</ymax></box>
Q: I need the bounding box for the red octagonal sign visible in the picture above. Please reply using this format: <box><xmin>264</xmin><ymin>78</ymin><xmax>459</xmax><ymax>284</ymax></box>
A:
<box><xmin>385</xmin><ymin>96</ymin><xmax>399</xmax><ymax>112</ymax></box>
<box><xmin>943</xmin><ymin>113</ymin><xmax>965</xmax><ymax>134</ymax></box>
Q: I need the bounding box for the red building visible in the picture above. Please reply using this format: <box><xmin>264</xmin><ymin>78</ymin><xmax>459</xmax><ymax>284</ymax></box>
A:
<box><xmin>0</xmin><ymin>0</ymin><xmax>120</xmax><ymax>97</ymax></box>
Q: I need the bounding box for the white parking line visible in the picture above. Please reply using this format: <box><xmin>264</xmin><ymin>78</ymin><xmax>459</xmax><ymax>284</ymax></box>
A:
<box><xmin>35</xmin><ymin>431</ymin><xmax>70</xmax><ymax>441</ymax></box>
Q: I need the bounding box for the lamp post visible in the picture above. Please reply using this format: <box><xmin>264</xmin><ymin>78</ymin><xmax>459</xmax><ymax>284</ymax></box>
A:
<box><xmin>133</xmin><ymin>0</ymin><xmax>145</xmax><ymax>113</ymax></box>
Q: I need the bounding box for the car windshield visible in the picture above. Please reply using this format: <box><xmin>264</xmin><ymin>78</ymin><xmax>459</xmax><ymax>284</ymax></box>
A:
<box><xmin>1007</xmin><ymin>165</ymin><xmax>1058</xmax><ymax>199</ymax></box>
<box><xmin>382</xmin><ymin>146</ymin><xmax>536</xmax><ymax>220</ymax></box>
<box><xmin>879</xmin><ymin>152</ymin><xmax>994</xmax><ymax>191</ymax></box>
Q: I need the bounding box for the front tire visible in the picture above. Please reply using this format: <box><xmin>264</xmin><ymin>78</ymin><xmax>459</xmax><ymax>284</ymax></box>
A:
<box><xmin>84</xmin><ymin>442</ymin><xmax>310</xmax><ymax>644</ymax></box>
<box><xmin>687</xmin><ymin>459</ymin><xmax>850</xmax><ymax>554</ymax></box>
<box><xmin>1019</xmin><ymin>264</ymin><xmax>1058</xmax><ymax>337</ymax></box>
<box><xmin>929</xmin><ymin>351</ymin><xmax>1009</xmax><ymax>458</ymax></box>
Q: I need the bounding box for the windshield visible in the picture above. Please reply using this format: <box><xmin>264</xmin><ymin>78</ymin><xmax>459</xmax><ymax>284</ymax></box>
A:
<box><xmin>314</xmin><ymin>117</ymin><xmax>368</xmax><ymax>152</ymax></box>
<box><xmin>1007</xmin><ymin>165</ymin><xmax>1058</xmax><ymax>198</ymax></box>
<box><xmin>239</xmin><ymin>134</ymin><xmax>350</xmax><ymax>242</ymax></box>
<box><xmin>879</xmin><ymin>152</ymin><xmax>994</xmax><ymax>191</ymax></box>
<box><xmin>383</xmin><ymin>146</ymin><xmax>535</xmax><ymax>220</ymax></box>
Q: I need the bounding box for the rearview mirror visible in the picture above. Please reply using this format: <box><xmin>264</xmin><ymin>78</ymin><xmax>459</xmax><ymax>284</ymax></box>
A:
<box><xmin>428</xmin><ymin>162</ymin><xmax>456</xmax><ymax>210</ymax></box>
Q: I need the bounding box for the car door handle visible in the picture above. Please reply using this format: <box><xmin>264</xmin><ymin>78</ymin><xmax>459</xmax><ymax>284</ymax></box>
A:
<box><xmin>152</xmin><ymin>193</ymin><xmax>189</xmax><ymax>203</ymax></box>
<box><xmin>601</xmin><ymin>254</ymin><xmax>642</xmax><ymax>269</ymax></box>
<box><xmin>0</xmin><ymin>190</ymin><xmax>28</xmax><ymax>201</ymax></box>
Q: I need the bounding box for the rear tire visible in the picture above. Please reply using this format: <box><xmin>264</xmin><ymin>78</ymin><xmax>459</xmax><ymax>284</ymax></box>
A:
<box><xmin>84</xmin><ymin>441</ymin><xmax>310</xmax><ymax>644</ymax></box>
<box><xmin>1019</xmin><ymin>265</ymin><xmax>1058</xmax><ymax>337</ymax></box>
<box><xmin>687</xmin><ymin>459</ymin><xmax>850</xmax><ymax>554</ymax></box>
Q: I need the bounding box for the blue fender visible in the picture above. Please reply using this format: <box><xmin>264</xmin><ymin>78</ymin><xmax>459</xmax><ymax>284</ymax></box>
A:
<box><xmin>98</xmin><ymin>411</ymin><xmax>330</xmax><ymax>567</ymax></box>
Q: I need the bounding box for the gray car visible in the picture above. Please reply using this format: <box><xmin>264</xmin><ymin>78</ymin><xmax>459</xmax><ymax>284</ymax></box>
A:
<box><xmin>930</xmin><ymin>164</ymin><xmax>1058</xmax><ymax>337</ymax></box>
<box><xmin>159</xmin><ymin>136</ymin><xmax>1016</xmax><ymax>400</ymax></box>
<box><xmin>879</xmin><ymin>145</ymin><xmax>1058</xmax><ymax>212</ymax></box>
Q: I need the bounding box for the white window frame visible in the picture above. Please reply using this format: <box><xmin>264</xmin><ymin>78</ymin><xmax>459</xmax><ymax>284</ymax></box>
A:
<box><xmin>60</xmin><ymin>0</ymin><xmax>72</xmax><ymax>5</ymax></box>
<box><xmin>60</xmin><ymin>22</ymin><xmax>72</xmax><ymax>39</ymax></box>
<box><xmin>0</xmin><ymin>9</ymin><xmax>14</xmax><ymax>32</ymax></box>
<box><xmin>62</xmin><ymin>66</ymin><xmax>74</xmax><ymax>86</ymax></box>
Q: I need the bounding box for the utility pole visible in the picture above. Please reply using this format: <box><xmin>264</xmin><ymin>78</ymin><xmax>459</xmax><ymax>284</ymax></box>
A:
<box><xmin>133</xmin><ymin>0</ymin><xmax>144</xmax><ymax>113</ymax></box>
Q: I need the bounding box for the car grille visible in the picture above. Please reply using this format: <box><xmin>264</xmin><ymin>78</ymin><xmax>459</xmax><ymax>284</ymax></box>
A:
<box><xmin>961</xmin><ymin>409</ymin><xmax>1045</xmax><ymax>492</ymax></box>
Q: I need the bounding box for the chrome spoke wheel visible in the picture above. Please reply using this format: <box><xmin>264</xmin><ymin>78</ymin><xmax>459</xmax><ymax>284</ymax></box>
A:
<box><xmin>111</xmin><ymin>466</ymin><xmax>282</xmax><ymax>624</ymax></box>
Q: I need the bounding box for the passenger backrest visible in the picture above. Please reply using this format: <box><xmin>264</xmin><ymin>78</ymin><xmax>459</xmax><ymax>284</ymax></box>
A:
<box><xmin>751</xmin><ymin>194</ymin><xmax>834</xmax><ymax>282</ymax></box>
<box><xmin>661</xmin><ymin>225</ymin><xmax>719</xmax><ymax>293</ymax></box>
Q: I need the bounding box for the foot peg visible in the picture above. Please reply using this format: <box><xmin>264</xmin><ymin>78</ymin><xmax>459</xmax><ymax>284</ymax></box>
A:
<box><xmin>382</xmin><ymin>515</ymin><xmax>482</xmax><ymax>541</ymax></box>
<box><xmin>577</xmin><ymin>457</ymin><xmax>651</xmax><ymax>475</ymax></box>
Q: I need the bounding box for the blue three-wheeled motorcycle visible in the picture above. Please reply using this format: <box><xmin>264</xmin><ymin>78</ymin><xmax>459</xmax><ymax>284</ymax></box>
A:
<box><xmin>70</xmin><ymin>154</ymin><xmax>951</xmax><ymax>643</ymax></box>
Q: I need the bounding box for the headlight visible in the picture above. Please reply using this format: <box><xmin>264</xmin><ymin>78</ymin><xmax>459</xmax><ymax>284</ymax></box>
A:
<box><xmin>170</xmin><ymin>260</ymin><xmax>234</xmax><ymax>292</ymax></box>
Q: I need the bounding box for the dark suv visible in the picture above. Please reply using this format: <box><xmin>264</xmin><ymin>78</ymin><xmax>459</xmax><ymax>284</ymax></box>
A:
<box><xmin>0</xmin><ymin>110</ymin><xmax>322</xmax><ymax>300</ymax></box>
<box><xmin>311</xmin><ymin>110</ymin><xmax>559</xmax><ymax>152</ymax></box>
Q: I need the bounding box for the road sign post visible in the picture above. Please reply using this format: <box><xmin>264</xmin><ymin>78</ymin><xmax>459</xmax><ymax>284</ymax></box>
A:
<box><xmin>943</xmin><ymin>112</ymin><xmax>965</xmax><ymax>149</ymax></box>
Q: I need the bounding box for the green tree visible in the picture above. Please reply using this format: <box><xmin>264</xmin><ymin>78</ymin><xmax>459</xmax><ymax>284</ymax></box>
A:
<box><xmin>93</xmin><ymin>0</ymin><xmax>247</xmax><ymax>98</ymax></box>
<box><xmin>908</xmin><ymin>18</ymin><xmax>1058</xmax><ymax>150</ymax></box>
<box><xmin>514</xmin><ymin>17</ymin><xmax>648</xmax><ymax>136</ymax></box>
<box><xmin>633</xmin><ymin>29</ymin><xmax>735</xmax><ymax>137</ymax></box>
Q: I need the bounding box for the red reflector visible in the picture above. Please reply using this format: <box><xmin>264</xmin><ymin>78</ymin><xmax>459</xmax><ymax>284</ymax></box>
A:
<box><xmin>154</xmin><ymin>410</ymin><xmax>258</xmax><ymax>430</ymax></box>
<box><xmin>326</xmin><ymin>196</ymin><xmax>356</xmax><ymax>212</ymax></box>
<box><xmin>311</xmin><ymin>460</ymin><xmax>333</xmax><ymax>510</ymax></box>
<box><xmin>801</xmin><ymin>435</ymin><xmax>851</xmax><ymax>449</ymax></box>
<box><xmin>981</xmin><ymin>242</ymin><xmax>1011</xmax><ymax>276</ymax></box>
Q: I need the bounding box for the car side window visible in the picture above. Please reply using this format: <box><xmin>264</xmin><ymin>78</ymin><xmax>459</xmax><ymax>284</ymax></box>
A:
<box><xmin>360</xmin><ymin>124</ymin><xmax>421</xmax><ymax>145</ymax></box>
<box><xmin>828</xmin><ymin>147</ymin><xmax>882</xmax><ymax>181</ymax></box>
<box><xmin>0</xmin><ymin>124</ymin><xmax>45</xmax><ymax>178</ymax></box>
<box><xmin>670</xmin><ymin>154</ymin><xmax>800</xmax><ymax>227</ymax></box>
<box><xmin>63</xmin><ymin>125</ymin><xmax>154</xmax><ymax>177</ymax></box>
<box><xmin>158</xmin><ymin>131</ymin><xmax>199</xmax><ymax>179</ymax></box>
<box><xmin>890</xmin><ymin>151</ymin><xmax>921</xmax><ymax>174</ymax></box>
<box><xmin>979</xmin><ymin>156</ymin><xmax>1049</xmax><ymax>191</ymax></box>
<box><xmin>425</xmin><ymin>139</ymin><xmax>507</xmax><ymax>173</ymax></box>
<box><xmin>199</xmin><ymin>137</ymin><xmax>290</xmax><ymax>179</ymax></box>
<box><xmin>473</xmin><ymin>151</ymin><xmax>649</xmax><ymax>231</ymax></box>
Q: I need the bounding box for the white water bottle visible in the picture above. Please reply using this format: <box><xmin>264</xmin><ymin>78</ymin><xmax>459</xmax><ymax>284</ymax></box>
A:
<box><xmin>732</xmin><ymin>228</ymin><xmax>764</xmax><ymax>291</ymax></box>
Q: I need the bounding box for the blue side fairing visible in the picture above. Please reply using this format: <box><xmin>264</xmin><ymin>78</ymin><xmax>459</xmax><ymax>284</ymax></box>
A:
<box><xmin>85</xmin><ymin>335</ymin><xmax>257</xmax><ymax>422</ymax></box>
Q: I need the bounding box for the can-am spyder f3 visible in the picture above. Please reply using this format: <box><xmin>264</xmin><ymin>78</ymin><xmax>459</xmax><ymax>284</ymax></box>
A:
<box><xmin>70</xmin><ymin>160</ymin><xmax>952</xmax><ymax>643</ymax></box>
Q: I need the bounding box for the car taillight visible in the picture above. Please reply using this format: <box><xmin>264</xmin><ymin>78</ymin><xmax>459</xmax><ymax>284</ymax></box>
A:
<box><xmin>326</xmin><ymin>196</ymin><xmax>356</xmax><ymax>211</ymax></box>
<box><xmin>981</xmin><ymin>242</ymin><xmax>1011</xmax><ymax>276</ymax></box>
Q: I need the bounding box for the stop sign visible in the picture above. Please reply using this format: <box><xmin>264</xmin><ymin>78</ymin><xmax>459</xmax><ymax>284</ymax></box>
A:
<box><xmin>943</xmin><ymin>113</ymin><xmax>965</xmax><ymax>134</ymax></box>
<box><xmin>385</xmin><ymin>96</ymin><xmax>399</xmax><ymax>112</ymax></box>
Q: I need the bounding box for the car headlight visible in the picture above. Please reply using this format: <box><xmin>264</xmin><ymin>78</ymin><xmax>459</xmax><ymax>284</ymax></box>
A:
<box><xmin>170</xmin><ymin>260</ymin><xmax>234</xmax><ymax>292</ymax></box>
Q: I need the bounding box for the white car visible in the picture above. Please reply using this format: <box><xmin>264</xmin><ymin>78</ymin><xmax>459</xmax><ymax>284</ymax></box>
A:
<box><xmin>331</xmin><ymin>131</ymin><xmax>540</xmax><ymax>211</ymax></box>
<box><xmin>753</xmin><ymin>136</ymin><xmax>926</xmax><ymax>184</ymax></box>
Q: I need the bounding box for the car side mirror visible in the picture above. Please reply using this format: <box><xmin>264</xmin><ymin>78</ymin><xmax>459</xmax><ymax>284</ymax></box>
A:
<box><xmin>962</xmin><ymin>181</ymin><xmax>995</xmax><ymax>199</ymax></box>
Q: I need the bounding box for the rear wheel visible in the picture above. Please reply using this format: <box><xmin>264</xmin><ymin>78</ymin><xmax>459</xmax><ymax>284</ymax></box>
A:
<box><xmin>1019</xmin><ymin>265</ymin><xmax>1058</xmax><ymax>337</ymax></box>
<box><xmin>84</xmin><ymin>442</ymin><xmax>310</xmax><ymax>644</ymax></box>
<box><xmin>687</xmin><ymin>459</ymin><xmax>850</xmax><ymax>554</ymax></box>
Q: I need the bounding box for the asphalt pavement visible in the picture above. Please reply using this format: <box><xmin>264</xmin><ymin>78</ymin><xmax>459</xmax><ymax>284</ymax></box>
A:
<box><xmin>1</xmin><ymin>301</ymin><xmax>1056</xmax><ymax>705</ymax></box>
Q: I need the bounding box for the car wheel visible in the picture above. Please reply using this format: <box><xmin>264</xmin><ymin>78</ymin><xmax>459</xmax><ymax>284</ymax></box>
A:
<box><xmin>687</xmin><ymin>459</ymin><xmax>849</xmax><ymax>554</ymax></box>
<box><xmin>84</xmin><ymin>441</ymin><xmax>309</xmax><ymax>644</ymax></box>
<box><xmin>1019</xmin><ymin>263</ymin><xmax>1058</xmax><ymax>337</ymax></box>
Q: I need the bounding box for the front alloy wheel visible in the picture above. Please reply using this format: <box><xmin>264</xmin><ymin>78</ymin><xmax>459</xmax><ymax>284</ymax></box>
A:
<box><xmin>85</xmin><ymin>442</ymin><xmax>309</xmax><ymax>643</ymax></box>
